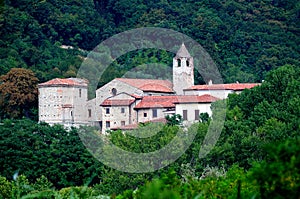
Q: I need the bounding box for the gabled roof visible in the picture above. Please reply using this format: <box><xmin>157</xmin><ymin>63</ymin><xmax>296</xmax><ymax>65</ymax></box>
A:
<box><xmin>176</xmin><ymin>43</ymin><xmax>191</xmax><ymax>58</ymax></box>
<box><xmin>185</xmin><ymin>83</ymin><xmax>260</xmax><ymax>91</ymax></box>
<box><xmin>100</xmin><ymin>92</ymin><xmax>141</xmax><ymax>106</ymax></box>
<box><xmin>116</xmin><ymin>78</ymin><xmax>173</xmax><ymax>93</ymax></box>
<box><xmin>134</xmin><ymin>95</ymin><xmax>177</xmax><ymax>109</ymax></box>
<box><xmin>134</xmin><ymin>94</ymin><xmax>218</xmax><ymax>109</ymax></box>
<box><xmin>38</xmin><ymin>78</ymin><xmax>88</xmax><ymax>87</ymax></box>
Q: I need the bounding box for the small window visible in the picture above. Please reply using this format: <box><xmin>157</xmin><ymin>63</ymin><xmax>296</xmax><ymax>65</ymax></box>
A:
<box><xmin>106</xmin><ymin>121</ymin><xmax>110</xmax><ymax>128</ymax></box>
<box><xmin>144</xmin><ymin>112</ymin><xmax>147</xmax><ymax>117</ymax></box>
<box><xmin>195</xmin><ymin>110</ymin><xmax>200</xmax><ymax>120</ymax></box>
<box><xmin>106</xmin><ymin>108</ymin><xmax>110</xmax><ymax>114</ymax></box>
<box><xmin>111</xmin><ymin>88</ymin><xmax>117</xmax><ymax>96</ymax></box>
<box><xmin>177</xmin><ymin>59</ymin><xmax>181</xmax><ymax>67</ymax></box>
<box><xmin>186</xmin><ymin>60</ymin><xmax>190</xmax><ymax>67</ymax></box>
<box><xmin>71</xmin><ymin>111</ymin><xmax>73</xmax><ymax>117</ymax></box>
<box><xmin>121</xmin><ymin>107</ymin><xmax>125</xmax><ymax>113</ymax></box>
<box><xmin>183</xmin><ymin>110</ymin><xmax>188</xmax><ymax>120</ymax></box>
<box><xmin>79</xmin><ymin>89</ymin><xmax>82</xmax><ymax>97</ymax></box>
<box><xmin>152</xmin><ymin>109</ymin><xmax>157</xmax><ymax>118</ymax></box>
<box><xmin>121</xmin><ymin>121</ymin><xmax>125</xmax><ymax>126</ymax></box>
<box><xmin>88</xmin><ymin>109</ymin><xmax>92</xmax><ymax>117</ymax></box>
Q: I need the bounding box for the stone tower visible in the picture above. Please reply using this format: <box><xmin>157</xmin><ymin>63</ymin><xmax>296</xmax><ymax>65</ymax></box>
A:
<box><xmin>173</xmin><ymin>43</ymin><xmax>194</xmax><ymax>95</ymax></box>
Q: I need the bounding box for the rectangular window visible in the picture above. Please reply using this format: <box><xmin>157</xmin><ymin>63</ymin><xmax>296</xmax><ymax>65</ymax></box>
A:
<box><xmin>88</xmin><ymin>109</ymin><xmax>92</xmax><ymax>117</ymax></box>
<box><xmin>79</xmin><ymin>89</ymin><xmax>82</xmax><ymax>97</ymax></box>
<box><xmin>106</xmin><ymin>108</ymin><xmax>110</xmax><ymax>114</ymax></box>
<box><xmin>183</xmin><ymin>110</ymin><xmax>188</xmax><ymax>120</ymax></box>
<box><xmin>152</xmin><ymin>109</ymin><xmax>157</xmax><ymax>118</ymax></box>
<box><xmin>195</xmin><ymin>110</ymin><xmax>200</xmax><ymax>120</ymax></box>
<box><xmin>121</xmin><ymin>121</ymin><xmax>125</xmax><ymax>126</ymax></box>
<box><xmin>106</xmin><ymin>121</ymin><xmax>110</xmax><ymax>128</ymax></box>
<box><xmin>121</xmin><ymin>107</ymin><xmax>125</xmax><ymax>113</ymax></box>
<box><xmin>144</xmin><ymin>112</ymin><xmax>147</xmax><ymax>117</ymax></box>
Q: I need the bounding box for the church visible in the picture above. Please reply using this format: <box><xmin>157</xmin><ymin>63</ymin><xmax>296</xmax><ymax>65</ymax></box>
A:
<box><xmin>38</xmin><ymin>44</ymin><xmax>259</xmax><ymax>132</ymax></box>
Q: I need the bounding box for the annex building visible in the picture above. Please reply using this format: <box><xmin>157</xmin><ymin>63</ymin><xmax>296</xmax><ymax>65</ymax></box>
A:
<box><xmin>38</xmin><ymin>44</ymin><xmax>259</xmax><ymax>132</ymax></box>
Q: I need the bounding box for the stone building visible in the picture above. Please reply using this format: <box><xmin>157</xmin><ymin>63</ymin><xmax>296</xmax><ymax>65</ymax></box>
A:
<box><xmin>38</xmin><ymin>78</ymin><xmax>88</xmax><ymax>127</ymax></box>
<box><xmin>38</xmin><ymin>44</ymin><xmax>259</xmax><ymax>132</ymax></box>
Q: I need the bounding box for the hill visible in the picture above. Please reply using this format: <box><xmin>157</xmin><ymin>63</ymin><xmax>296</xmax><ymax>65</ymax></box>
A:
<box><xmin>1</xmin><ymin>0</ymin><xmax>299</xmax><ymax>84</ymax></box>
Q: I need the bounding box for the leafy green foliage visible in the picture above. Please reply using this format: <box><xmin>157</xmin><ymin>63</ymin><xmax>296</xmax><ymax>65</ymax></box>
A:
<box><xmin>0</xmin><ymin>119</ymin><xmax>103</xmax><ymax>189</ymax></box>
<box><xmin>165</xmin><ymin>114</ymin><xmax>183</xmax><ymax>126</ymax></box>
<box><xmin>250</xmin><ymin>138</ymin><xmax>300</xmax><ymax>199</ymax></box>
<box><xmin>1</xmin><ymin>0</ymin><xmax>299</xmax><ymax>84</ymax></box>
<box><xmin>0</xmin><ymin>65</ymin><xmax>299</xmax><ymax>197</ymax></box>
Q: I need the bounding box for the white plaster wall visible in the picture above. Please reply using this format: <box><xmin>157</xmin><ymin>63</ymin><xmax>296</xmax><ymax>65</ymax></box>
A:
<box><xmin>38</xmin><ymin>85</ymin><xmax>88</xmax><ymax>126</ymax></box>
<box><xmin>184</xmin><ymin>90</ymin><xmax>233</xmax><ymax>99</ymax></box>
<box><xmin>96</xmin><ymin>79</ymin><xmax>144</xmax><ymax>121</ymax></box>
<box><xmin>136</xmin><ymin>108</ymin><xmax>165</xmax><ymax>123</ymax></box>
<box><xmin>173</xmin><ymin>57</ymin><xmax>194</xmax><ymax>95</ymax></box>
<box><xmin>175</xmin><ymin>103</ymin><xmax>212</xmax><ymax>121</ymax></box>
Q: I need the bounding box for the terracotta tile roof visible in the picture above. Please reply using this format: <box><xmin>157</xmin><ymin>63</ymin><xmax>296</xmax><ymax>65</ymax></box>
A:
<box><xmin>185</xmin><ymin>83</ymin><xmax>260</xmax><ymax>91</ymax></box>
<box><xmin>101</xmin><ymin>99</ymin><xmax>135</xmax><ymax>106</ymax></box>
<box><xmin>173</xmin><ymin>94</ymin><xmax>219</xmax><ymax>104</ymax></box>
<box><xmin>39</xmin><ymin>78</ymin><xmax>88</xmax><ymax>87</ymax></box>
<box><xmin>134</xmin><ymin>94</ymin><xmax>218</xmax><ymax>109</ymax></box>
<box><xmin>129</xmin><ymin>94</ymin><xmax>143</xmax><ymax>99</ymax></box>
<box><xmin>116</xmin><ymin>78</ymin><xmax>173</xmax><ymax>93</ymax></box>
<box><xmin>134</xmin><ymin>96</ymin><xmax>177</xmax><ymax>109</ymax></box>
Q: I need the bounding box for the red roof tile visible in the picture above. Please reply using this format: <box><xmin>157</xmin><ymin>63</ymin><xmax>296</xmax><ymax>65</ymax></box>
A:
<box><xmin>116</xmin><ymin>78</ymin><xmax>173</xmax><ymax>93</ymax></box>
<box><xmin>134</xmin><ymin>96</ymin><xmax>177</xmax><ymax>109</ymax></box>
<box><xmin>185</xmin><ymin>83</ymin><xmax>260</xmax><ymax>91</ymax></box>
<box><xmin>129</xmin><ymin>94</ymin><xmax>143</xmax><ymax>99</ymax></box>
<box><xmin>173</xmin><ymin>94</ymin><xmax>219</xmax><ymax>104</ymax></box>
<box><xmin>101</xmin><ymin>99</ymin><xmax>135</xmax><ymax>106</ymax></box>
<box><xmin>134</xmin><ymin>94</ymin><xmax>218</xmax><ymax>109</ymax></box>
<box><xmin>39</xmin><ymin>78</ymin><xmax>88</xmax><ymax>87</ymax></box>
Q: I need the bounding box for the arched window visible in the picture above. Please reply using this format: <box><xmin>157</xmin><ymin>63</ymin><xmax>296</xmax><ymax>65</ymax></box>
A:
<box><xmin>111</xmin><ymin>88</ymin><xmax>117</xmax><ymax>96</ymax></box>
<box><xmin>186</xmin><ymin>59</ymin><xmax>190</xmax><ymax>67</ymax></box>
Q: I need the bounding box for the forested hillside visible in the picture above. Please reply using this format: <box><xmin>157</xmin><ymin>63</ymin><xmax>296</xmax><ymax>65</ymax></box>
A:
<box><xmin>1</xmin><ymin>0</ymin><xmax>299</xmax><ymax>84</ymax></box>
<box><xmin>0</xmin><ymin>0</ymin><xmax>300</xmax><ymax>198</ymax></box>
<box><xmin>0</xmin><ymin>65</ymin><xmax>299</xmax><ymax>198</ymax></box>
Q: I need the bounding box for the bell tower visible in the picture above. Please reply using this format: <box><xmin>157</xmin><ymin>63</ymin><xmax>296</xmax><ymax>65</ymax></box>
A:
<box><xmin>173</xmin><ymin>43</ymin><xmax>194</xmax><ymax>95</ymax></box>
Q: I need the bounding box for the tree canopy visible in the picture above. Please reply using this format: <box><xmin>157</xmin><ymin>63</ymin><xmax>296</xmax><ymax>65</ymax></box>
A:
<box><xmin>1</xmin><ymin>0</ymin><xmax>299</xmax><ymax>84</ymax></box>
<box><xmin>0</xmin><ymin>68</ymin><xmax>38</xmax><ymax>119</ymax></box>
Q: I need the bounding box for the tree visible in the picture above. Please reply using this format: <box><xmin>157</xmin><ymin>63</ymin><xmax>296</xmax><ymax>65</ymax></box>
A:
<box><xmin>166</xmin><ymin>114</ymin><xmax>183</xmax><ymax>126</ymax></box>
<box><xmin>0</xmin><ymin>68</ymin><xmax>38</xmax><ymax>119</ymax></box>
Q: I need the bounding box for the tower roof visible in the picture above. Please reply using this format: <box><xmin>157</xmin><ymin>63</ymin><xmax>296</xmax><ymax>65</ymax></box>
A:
<box><xmin>176</xmin><ymin>43</ymin><xmax>191</xmax><ymax>58</ymax></box>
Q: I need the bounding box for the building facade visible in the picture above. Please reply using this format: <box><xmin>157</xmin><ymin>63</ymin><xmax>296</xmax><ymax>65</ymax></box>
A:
<box><xmin>38</xmin><ymin>44</ymin><xmax>259</xmax><ymax>132</ymax></box>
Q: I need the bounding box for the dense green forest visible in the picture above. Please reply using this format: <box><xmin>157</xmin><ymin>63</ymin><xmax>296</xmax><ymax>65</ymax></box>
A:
<box><xmin>1</xmin><ymin>0</ymin><xmax>300</xmax><ymax>198</ymax></box>
<box><xmin>0</xmin><ymin>66</ymin><xmax>299</xmax><ymax>198</ymax></box>
<box><xmin>1</xmin><ymin>0</ymin><xmax>299</xmax><ymax>84</ymax></box>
